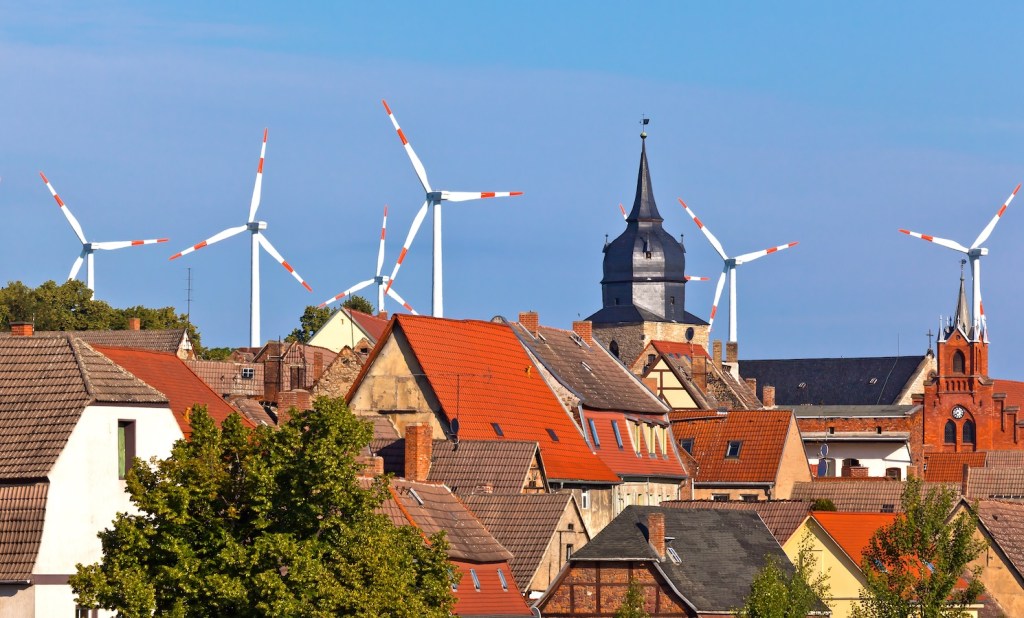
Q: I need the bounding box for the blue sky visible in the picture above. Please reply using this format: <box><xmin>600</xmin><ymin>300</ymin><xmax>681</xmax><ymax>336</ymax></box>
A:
<box><xmin>3</xmin><ymin>2</ymin><xmax>1024</xmax><ymax>372</ymax></box>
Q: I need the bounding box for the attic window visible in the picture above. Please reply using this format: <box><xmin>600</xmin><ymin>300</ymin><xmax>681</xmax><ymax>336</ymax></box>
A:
<box><xmin>679</xmin><ymin>438</ymin><xmax>694</xmax><ymax>455</ymax></box>
<box><xmin>611</xmin><ymin>420</ymin><xmax>624</xmax><ymax>449</ymax></box>
<box><xmin>497</xmin><ymin>568</ymin><xmax>509</xmax><ymax>591</ymax></box>
<box><xmin>881</xmin><ymin>504</ymin><xmax>896</xmax><ymax>513</ymax></box>
<box><xmin>241</xmin><ymin>367</ymin><xmax>255</xmax><ymax>379</ymax></box>
<box><xmin>588</xmin><ymin>419</ymin><xmax>601</xmax><ymax>448</ymax></box>
<box><xmin>408</xmin><ymin>487</ymin><xmax>424</xmax><ymax>506</ymax></box>
<box><xmin>667</xmin><ymin>547</ymin><xmax>682</xmax><ymax>564</ymax></box>
<box><xmin>470</xmin><ymin>568</ymin><xmax>481</xmax><ymax>591</ymax></box>
<box><xmin>546</xmin><ymin>428</ymin><xmax>560</xmax><ymax>442</ymax></box>
<box><xmin>491</xmin><ymin>422</ymin><xmax>504</xmax><ymax>437</ymax></box>
<box><xmin>725</xmin><ymin>441</ymin><xmax>742</xmax><ymax>458</ymax></box>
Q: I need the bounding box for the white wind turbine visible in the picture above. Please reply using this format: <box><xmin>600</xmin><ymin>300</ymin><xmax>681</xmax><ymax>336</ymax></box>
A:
<box><xmin>169</xmin><ymin>129</ymin><xmax>312</xmax><ymax>347</ymax></box>
<box><xmin>381</xmin><ymin>100</ymin><xmax>523</xmax><ymax>317</ymax></box>
<box><xmin>319</xmin><ymin>205</ymin><xmax>418</xmax><ymax>315</ymax></box>
<box><xmin>39</xmin><ymin>172</ymin><xmax>168</xmax><ymax>293</ymax></box>
<box><xmin>678</xmin><ymin>197</ymin><xmax>798</xmax><ymax>344</ymax></box>
<box><xmin>899</xmin><ymin>183</ymin><xmax>1020</xmax><ymax>341</ymax></box>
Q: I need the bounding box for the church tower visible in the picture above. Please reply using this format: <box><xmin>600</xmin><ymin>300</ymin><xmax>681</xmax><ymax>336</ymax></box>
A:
<box><xmin>587</xmin><ymin>130</ymin><xmax>709</xmax><ymax>365</ymax></box>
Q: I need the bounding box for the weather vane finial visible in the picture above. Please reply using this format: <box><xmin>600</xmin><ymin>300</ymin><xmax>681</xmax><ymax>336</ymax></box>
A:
<box><xmin>640</xmin><ymin>115</ymin><xmax>649</xmax><ymax>140</ymax></box>
<box><xmin>960</xmin><ymin>258</ymin><xmax>967</xmax><ymax>280</ymax></box>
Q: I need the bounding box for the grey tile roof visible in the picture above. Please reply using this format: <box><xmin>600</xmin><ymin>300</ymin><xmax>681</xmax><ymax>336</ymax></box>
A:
<box><xmin>0</xmin><ymin>336</ymin><xmax>166</xmax><ymax>479</ymax></box>
<box><xmin>511</xmin><ymin>323</ymin><xmax>667</xmax><ymax>414</ymax></box>
<box><xmin>463</xmin><ymin>492</ymin><xmax>576</xmax><ymax>592</ymax></box>
<box><xmin>975</xmin><ymin>500</ymin><xmax>1024</xmax><ymax>578</ymax></box>
<box><xmin>983</xmin><ymin>451</ymin><xmax>1024</xmax><ymax>468</ymax></box>
<box><xmin>3</xmin><ymin>328</ymin><xmax>189</xmax><ymax>354</ymax></box>
<box><xmin>740</xmin><ymin>356</ymin><xmax>928</xmax><ymax>406</ymax></box>
<box><xmin>661</xmin><ymin>499</ymin><xmax>811</xmax><ymax>544</ymax></box>
<box><xmin>571</xmin><ymin>506</ymin><xmax>793</xmax><ymax>613</ymax></box>
<box><xmin>790</xmin><ymin>479</ymin><xmax>958</xmax><ymax>512</ymax></box>
<box><xmin>0</xmin><ymin>482</ymin><xmax>47</xmax><ymax>581</ymax></box>
<box><xmin>371</xmin><ymin>439</ymin><xmax>538</xmax><ymax>495</ymax></box>
<box><xmin>967</xmin><ymin>468</ymin><xmax>1024</xmax><ymax>500</ymax></box>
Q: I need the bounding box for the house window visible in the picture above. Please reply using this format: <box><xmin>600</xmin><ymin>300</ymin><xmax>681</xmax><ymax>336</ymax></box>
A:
<box><xmin>566</xmin><ymin>544</ymin><xmax>574</xmax><ymax>561</ymax></box>
<box><xmin>953</xmin><ymin>350</ymin><xmax>966</xmax><ymax>374</ymax></box>
<box><xmin>588</xmin><ymin>419</ymin><xmax>601</xmax><ymax>448</ymax></box>
<box><xmin>609</xmin><ymin>340</ymin><xmax>620</xmax><ymax>358</ymax></box>
<box><xmin>290</xmin><ymin>366</ymin><xmax>307</xmax><ymax>389</ymax></box>
<box><xmin>885</xmin><ymin>467</ymin><xmax>902</xmax><ymax>481</ymax></box>
<box><xmin>497</xmin><ymin>568</ymin><xmax>509</xmax><ymax>591</ymax></box>
<box><xmin>469</xmin><ymin>568</ymin><xmax>481</xmax><ymax>591</ymax></box>
<box><xmin>118</xmin><ymin>420</ymin><xmax>136</xmax><ymax>480</ymax></box>
<box><xmin>581</xmin><ymin>489</ymin><xmax>591</xmax><ymax>510</ymax></box>
<box><xmin>679</xmin><ymin>438</ymin><xmax>694</xmax><ymax>455</ymax></box>
<box><xmin>631</xmin><ymin>422</ymin><xmax>642</xmax><ymax>456</ymax></box>
<box><xmin>741</xmin><ymin>494</ymin><xmax>758</xmax><ymax>502</ymax></box>
<box><xmin>611</xmin><ymin>421</ymin><xmax>624</xmax><ymax>449</ymax></box>
<box><xmin>881</xmin><ymin>504</ymin><xmax>896</xmax><ymax>513</ymax></box>
<box><xmin>240</xmin><ymin>367</ymin><xmax>255</xmax><ymax>379</ymax></box>
<box><xmin>712</xmin><ymin>494</ymin><xmax>730</xmax><ymax>502</ymax></box>
<box><xmin>725</xmin><ymin>441</ymin><xmax>742</xmax><ymax>458</ymax></box>
<box><xmin>944</xmin><ymin>420</ymin><xmax>957</xmax><ymax>444</ymax></box>
<box><xmin>963</xmin><ymin>420</ymin><xmax>976</xmax><ymax>444</ymax></box>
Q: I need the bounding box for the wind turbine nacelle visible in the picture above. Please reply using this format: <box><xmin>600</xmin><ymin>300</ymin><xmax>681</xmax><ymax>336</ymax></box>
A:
<box><xmin>247</xmin><ymin>221</ymin><xmax>268</xmax><ymax>232</ymax></box>
<box><xmin>970</xmin><ymin>247</ymin><xmax>989</xmax><ymax>257</ymax></box>
<box><xmin>429</xmin><ymin>191</ymin><xmax>445</xmax><ymax>202</ymax></box>
<box><xmin>83</xmin><ymin>242</ymin><xmax>94</xmax><ymax>252</ymax></box>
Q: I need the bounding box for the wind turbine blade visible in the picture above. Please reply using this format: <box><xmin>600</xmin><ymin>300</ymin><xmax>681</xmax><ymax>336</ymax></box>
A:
<box><xmin>256</xmin><ymin>234</ymin><xmax>313</xmax><ymax>292</ymax></box>
<box><xmin>685</xmin><ymin>275</ymin><xmax>710</xmax><ymax>281</ymax></box>
<box><xmin>92</xmin><ymin>238</ymin><xmax>169</xmax><ymax>250</ymax></box>
<box><xmin>972</xmin><ymin>183</ymin><xmax>1021</xmax><ymax>249</ymax></box>
<box><xmin>68</xmin><ymin>252</ymin><xmax>86</xmax><ymax>281</ymax></box>
<box><xmin>898</xmin><ymin>229</ymin><xmax>969</xmax><ymax>253</ymax></box>
<box><xmin>376</xmin><ymin>205</ymin><xmax>388</xmax><ymax>278</ymax></box>
<box><xmin>678</xmin><ymin>197</ymin><xmax>728</xmax><ymax>260</ymax></box>
<box><xmin>445</xmin><ymin>191</ymin><xmax>523</xmax><ymax>202</ymax></box>
<box><xmin>734</xmin><ymin>242</ymin><xmax>799</xmax><ymax>265</ymax></box>
<box><xmin>619</xmin><ymin>203</ymin><xmax>627</xmax><ymax>219</ymax></box>
<box><xmin>708</xmin><ymin>268</ymin><xmax>727</xmax><ymax>333</ymax></box>
<box><xmin>319</xmin><ymin>279</ymin><xmax>375</xmax><ymax>307</ymax></box>
<box><xmin>382</xmin><ymin>100</ymin><xmax>432</xmax><ymax>193</ymax></box>
<box><xmin>40</xmin><ymin>172</ymin><xmax>87</xmax><ymax>244</ymax></box>
<box><xmin>248</xmin><ymin>128</ymin><xmax>268</xmax><ymax>223</ymax></box>
<box><xmin>386</xmin><ymin>286</ymin><xmax>418</xmax><ymax>315</ymax></box>
<box><xmin>384</xmin><ymin>199</ymin><xmax>429</xmax><ymax>294</ymax></box>
<box><xmin>169</xmin><ymin>225</ymin><xmax>247</xmax><ymax>260</ymax></box>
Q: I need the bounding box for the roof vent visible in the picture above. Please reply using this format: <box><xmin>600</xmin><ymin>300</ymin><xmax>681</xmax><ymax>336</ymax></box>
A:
<box><xmin>869</xmin><ymin>377</ymin><xmax>879</xmax><ymax>385</ymax></box>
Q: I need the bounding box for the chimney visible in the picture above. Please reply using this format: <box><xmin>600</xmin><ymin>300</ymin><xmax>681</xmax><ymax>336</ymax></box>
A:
<box><xmin>745</xmin><ymin>377</ymin><xmax>757</xmax><ymax>395</ymax></box>
<box><xmin>762</xmin><ymin>385</ymin><xmax>776</xmax><ymax>409</ymax></box>
<box><xmin>519</xmin><ymin>311</ymin><xmax>539</xmax><ymax>334</ymax></box>
<box><xmin>405</xmin><ymin>423</ymin><xmax>433</xmax><ymax>482</ymax></box>
<box><xmin>572</xmin><ymin>320</ymin><xmax>593</xmax><ymax>346</ymax></box>
<box><xmin>10</xmin><ymin>322</ymin><xmax>34</xmax><ymax>337</ymax></box>
<box><xmin>313</xmin><ymin>351</ymin><xmax>324</xmax><ymax>380</ymax></box>
<box><xmin>647</xmin><ymin>512</ymin><xmax>665</xmax><ymax>558</ymax></box>
<box><xmin>692</xmin><ymin>355</ymin><xmax>708</xmax><ymax>391</ymax></box>
<box><xmin>127</xmin><ymin>317</ymin><xmax>141</xmax><ymax>331</ymax></box>
<box><xmin>726</xmin><ymin>341</ymin><xmax>738</xmax><ymax>364</ymax></box>
<box><xmin>713</xmin><ymin>340</ymin><xmax>723</xmax><ymax>371</ymax></box>
<box><xmin>358</xmin><ymin>455</ymin><xmax>385</xmax><ymax>477</ymax></box>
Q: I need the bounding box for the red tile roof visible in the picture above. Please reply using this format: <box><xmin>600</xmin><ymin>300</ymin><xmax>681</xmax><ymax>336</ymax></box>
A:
<box><xmin>812</xmin><ymin>511</ymin><xmax>896</xmax><ymax>566</ymax></box>
<box><xmin>348</xmin><ymin>309</ymin><xmax>388</xmax><ymax>343</ymax></box>
<box><xmin>584</xmin><ymin>409</ymin><xmax>688</xmax><ymax>479</ymax></box>
<box><xmin>651</xmin><ymin>340</ymin><xmax>710</xmax><ymax>359</ymax></box>
<box><xmin>450</xmin><ymin>559</ymin><xmax>533</xmax><ymax>617</ymax></box>
<box><xmin>924</xmin><ymin>451</ymin><xmax>988</xmax><ymax>482</ymax></box>
<box><xmin>992</xmin><ymin>380</ymin><xmax>1024</xmax><ymax>407</ymax></box>
<box><xmin>95</xmin><ymin>346</ymin><xmax>251</xmax><ymax>437</ymax></box>
<box><xmin>372</xmin><ymin>315</ymin><xmax>618</xmax><ymax>483</ymax></box>
<box><xmin>670</xmin><ymin>410</ymin><xmax>794</xmax><ymax>484</ymax></box>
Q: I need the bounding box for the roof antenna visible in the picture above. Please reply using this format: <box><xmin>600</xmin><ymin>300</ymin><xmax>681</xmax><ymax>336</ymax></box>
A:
<box><xmin>640</xmin><ymin>115</ymin><xmax>649</xmax><ymax>140</ymax></box>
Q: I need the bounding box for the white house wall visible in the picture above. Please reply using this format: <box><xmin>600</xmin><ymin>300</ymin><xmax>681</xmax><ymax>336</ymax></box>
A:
<box><xmin>803</xmin><ymin>441</ymin><xmax>912</xmax><ymax>479</ymax></box>
<box><xmin>32</xmin><ymin>403</ymin><xmax>182</xmax><ymax>617</ymax></box>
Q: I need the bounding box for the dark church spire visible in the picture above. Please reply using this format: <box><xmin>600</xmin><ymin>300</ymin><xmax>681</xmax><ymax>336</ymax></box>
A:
<box><xmin>625</xmin><ymin>130</ymin><xmax>664</xmax><ymax>223</ymax></box>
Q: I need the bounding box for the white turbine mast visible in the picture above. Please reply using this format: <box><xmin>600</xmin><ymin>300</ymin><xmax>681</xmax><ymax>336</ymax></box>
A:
<box><xmin>169</xmin><ymin>129</ymin><xmax>312</xmax><ymax>348</ymax></box>
<box><xmin>319</xmin><ymin>205</ymin><xmax>418</xmax><ymax>315</ymax></box>
<box><xmin>678</xmin><ymin>197</ymin><xmax>798</xmax><ymax>344</ymax></box>
<box><xmin>381</xmin><ymin>100</ymin><xmax>522</xmax><ymax>317</ymax></box>
<box><xmin>899</xmin><ymin>183</ymin><xmax>1020</xmax><ymax>342</ymax></box>
<box><xmin>39</xmin><ymin>172</ymin><xmax>168</xmax><ymax>294</ymax></box>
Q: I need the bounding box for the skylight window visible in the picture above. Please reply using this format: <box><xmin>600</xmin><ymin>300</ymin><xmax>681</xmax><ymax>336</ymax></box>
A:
<box><xmin>581</xmin><ymin>361</ymin><xmax>593</xmax><ymax>373</ymax></box>
<box><xmin>667</xmin><ymin>547</ymin><xmax>682</xmax><ymax>564</ymax></box>
<box><xmin>611</xmin><ymin>420</ymin><xmax>624</xmax><ymax>449</ymax></box>
<box><xmin>470</xmin><ymin>568</ymin><xmax>481</xmax><ymax>591</ymax></box>
<box><xmin>588</xmin><ymin>419</ymin><xmax>601</xmax><ymax>448</ymax></box>
<box><xmin>491</xmin><ymin>422</ymin><xmax>504</xmax><ymax>437</ymax></box>
<box><xmin>408</xmin><ymin>487</ymin><xmax>424</xmax><ymax>505</ymax></box>
<box><xmin>497</xmin><ymin>568</ymin><xmax>509</xmax><ymax>591</ymax></box>
<box><xmin>546</xmin><ymin>428</ymin><xmax>560</xmax><ymax>442</ymax></box>
<box><xmin>725</xmin><ymin>441</ymin><xmax>742</xmax><ymax>458</ymax></box>
<box><xmin>240</xmin><ymin>367</ymin><xmax>255</xmax><ymax>379</ymax></box>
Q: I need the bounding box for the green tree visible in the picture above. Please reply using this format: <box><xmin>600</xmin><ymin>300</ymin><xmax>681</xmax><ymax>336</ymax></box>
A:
<box><xmin>739</xmin><ymin>533</ymin><xmax>831</xmax><ymax>618</ymax></box>
<box><xmin>342</xmin><ymin>294</ymin><xmax>375</xmax><ymax>315</ymax></box>
<box><xmin>70</xmin><ymin>399</ymin><xmax>456</xmax><ymax>617</ymax></box>
<box><xmin>853</xmin><ymin>477</ymin><xmax>986</xmax><ymax>618</ymax></box>
<box><xmin>615</xmin><ymin>577</ymin><xmax>650</xmax><ymax>618</ymax></box>
<box><xmin>286</xmin><ymin>304</ymin><xmax>339</xmax><ymax>343</ymax></box>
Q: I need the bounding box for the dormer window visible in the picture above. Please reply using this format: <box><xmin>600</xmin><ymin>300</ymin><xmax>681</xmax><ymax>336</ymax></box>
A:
<box><xmin>241</xmin><ymin>367</ymin><xmax>255</xmax><ymax>379</ymax></box>
<box><xmin>725</xmin><ymin>441</ymin><xmax>742</xmax><ymax>458</ymax></box>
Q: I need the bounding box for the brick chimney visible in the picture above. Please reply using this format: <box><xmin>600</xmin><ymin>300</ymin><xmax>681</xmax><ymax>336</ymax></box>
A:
<box><xmin>127</xmin><ymin>317</ymin><xmax>141</xmax><ymax>331</ymax></box>
<box><xmin>519</xmin><ymin>311</ymin><xmax>539</xmax><ymax>334</ymax></box>
<box><xmin>378</xmin><ymin>311</ymin><xmax>388</xmax><ymax>320</ymax></box>
<box><xmin>647</xmin><ymin>512</ymin><xmax>665</xmax><ymax>558</ymax></box>
<box><xmin>692</xmin><ymin>355</ymin><xmax>708</xmax><ymax>391</ymax></box>
<box><xmin>572</xmin><ymin>320</ymin><xmax>593</xmax><ymax>346</ymax></box>
<box><xmin>745</xmin><ymin>377</ymin><xmax>757</xmax><ymax>395</ymax></box>
<box><xmin>357</xmin><ymin>455</ymin><xmax>385</xmax><ymax>477</ymax></box>
<box><xmin>762</xmin><ymin>385</ymin><xmax>776</xmax><ymax>409</ymax></box>
<box><xmin>313</xmin><ymin>351</ymin><xmax>324</xmax><ymax>380</ymax></box>
<box><xmin>712</xmin><ymin>340</ymin><xmax>723</xmax><ymax>371</ymax></box>
<box><xmin>10</xmin><ymin>322</ymin><xmax>34</xmax><ymax>337</ymax></box>
<box><xmin>726</xmin><ymin>341</ymin><xmax>738</xmax><ymax>364</ymax></box>
<box><xmin>405</xmin><ymin>423</ymin><xmax>433</xmax><ymax>482</ymax></box>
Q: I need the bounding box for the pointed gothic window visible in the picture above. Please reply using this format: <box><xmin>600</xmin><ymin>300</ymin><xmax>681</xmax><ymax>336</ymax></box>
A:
<box><xmin>944</xmin><ymin>420</ymin><xmax>957</xmax><ymax>444</ymax></box>
<box><xmin>953</xmin><ymin>351</ymin><xmax>965</xmax><ymax>374</ymax></box>
<box><xmin>963</xmin><ymin>420</ymin><xmax>976</xmax><ymax>444</ymax></box>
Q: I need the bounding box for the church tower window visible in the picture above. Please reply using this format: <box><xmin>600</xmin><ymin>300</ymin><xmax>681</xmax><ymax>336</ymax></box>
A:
<box><xmin>952</xmin><ymin>350</ymin><xmax>965</xmax><ymax>374</ymax></box>
<box><xmin>963</xmin><ymin>420</ymin><xmax>976</xmax><ymax>444</ymax></box>
<box><xmin>944</xmin><ymin>420</ymin><xmax>957</xmax><ymax>444</ymax></box>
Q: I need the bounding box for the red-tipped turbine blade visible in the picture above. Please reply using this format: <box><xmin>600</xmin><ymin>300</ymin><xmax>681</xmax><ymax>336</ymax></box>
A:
<box><xmin>678</xmin><ymin>197</ymin><xmax>728</xmax><ymax>261</ymax></box>
<box><xmin>898</xmin><ymin>229</ymin><xmax>969</xmax><ymax>253</ymax></box>
<box><xmin>445</xmin><ymin>191</ymin><xmax>523</xmax><ymax>202</ymax></box>
<box><xmin>384</xmin><ymin>199</ymin><xmax>429</xmax><ymax>294</ymax></box>
<box><xmin>685</xmin><ymin>276</ymin><xmax>710</xmax><ymax>281</ymax></box>
<box><xmin>92</xmin><ymin>238</ymin><xmax>169</xmax><ymax>250</ymax></box>
<box><xmin>734</xmin><ymin>241</ymin><xmax>799</xmax><ymax>265</ymax></box>
<box><xmin>708</xmin><ymin>268</ymin><xmax>727</xmax><ymax>333</ymax></box>
<box><xmin>376</xmin><ymin>205</ymin><xmax>388</xmax><ymax>278</ymax></box>
<box><xmin>319</xmin><ymin>279</ymin><xmax>375</xmax><ymax>307</ymax></box>
<box><xmin>248</xmin><ymin>128</ymin><xmax>268</xmax><ymax>223</ymax></box>
<box><xmin>40</xmin><ymin>172</ymin><xmax>87</xmax><ymax>244</ymax></box>
<box><xmin>973</xmin><ymin>183</ymin><xmax>1021</xmax><ymax>249</ymax></box>
<box><xmin>256</xmin><ymin>234</ymin><xmax>312</xmax><ymax>292</ymax></box>
<box><xmin>169</xmin><ymin>225</ymin><xmax>247</xmax><ymax>260</ymax></box>
<box><xmin>619</xmin><ymin>203</ymin><xmax>627</xmax><ymax>219</ymax></box>
<box><xmin>386</xmin><ymin>286</ymin><xmax>418</xmax><ymax>315</ymax></box>
<box><xmin>382</xmin><ymin>100</ymin><xmax>432</xmax><ymax>193</ymax></box>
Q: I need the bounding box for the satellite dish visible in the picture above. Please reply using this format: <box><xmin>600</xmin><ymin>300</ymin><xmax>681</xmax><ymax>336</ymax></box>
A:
<box><xmin>817</xmin><ymin>459</ymin><xmax>828</xmax><ymax>478</ymax></box>
<box><xmin>819</xmin><ymin>443</ymin><xmax>829</xmax><ymax>457</ymax></box>
<box><xmin>451</xmin><ymin>417</ymin><xmax>460</xmax><ymax>438</ymax></box>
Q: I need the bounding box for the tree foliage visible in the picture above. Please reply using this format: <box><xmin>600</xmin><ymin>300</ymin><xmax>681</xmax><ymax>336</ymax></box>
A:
<box><xmin>614</xmin><ymin>577</ymin><xmax>650</xmax><ymax>618</ymax></box>
<box><xmin>853</xmin><ymin>477</ymin><xmax>986</xmax><ymax>618</ymax></box>
<box><xmin>342</xmin><ymin>295</ymin><xmax>375</xmax><ymax>316</ymax></box>
<box><xmin>739</xmin><ymin>533</ymin><xmax>831</xmax><ymax>618</ymax></box>
<box><xmin>70</xmin><ymin>398</ymin><xmax>457</xmax><ymax>617</ymax></box>
<box><xmin>286</xmin><ymin>304</ymin><xmax>339</xmax><ymax>343</ymax></box>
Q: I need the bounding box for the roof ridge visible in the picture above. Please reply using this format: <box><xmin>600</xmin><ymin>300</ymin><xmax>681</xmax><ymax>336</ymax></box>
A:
<box><xmin>67</xmin><ymin>336</ymin><xmax>96</xmax><ymax>400</ymax></box>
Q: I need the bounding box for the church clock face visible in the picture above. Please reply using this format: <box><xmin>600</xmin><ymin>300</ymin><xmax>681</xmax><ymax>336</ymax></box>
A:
<box><xmin>952</xmin><ymin>406</ymin><xmax>967</xmax><ymax>420</ymax></box>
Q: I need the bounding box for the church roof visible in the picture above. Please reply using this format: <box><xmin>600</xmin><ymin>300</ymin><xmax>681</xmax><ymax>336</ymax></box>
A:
<box><xmin>625</xmin><ymin>138</ymin><xmax>663</xmax><ymax>223</ymax></box>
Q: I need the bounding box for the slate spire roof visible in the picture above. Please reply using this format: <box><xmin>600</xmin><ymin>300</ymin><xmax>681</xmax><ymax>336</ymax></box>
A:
<box><xmin>946</xmin><ymin>268</ymin><xmax>974</xmax><ymax>341</ymax></box>
<box><xmin>625</xmin><ymin>136</ymin><xmax>663</xmax><ymax>223</ymax></box>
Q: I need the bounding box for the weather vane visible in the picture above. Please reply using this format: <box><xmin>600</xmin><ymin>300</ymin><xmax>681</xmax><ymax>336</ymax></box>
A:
<box><xmin>640</xmin><ymin>115</ymin><xmax>649</xmax><ymax>139</ymax></box>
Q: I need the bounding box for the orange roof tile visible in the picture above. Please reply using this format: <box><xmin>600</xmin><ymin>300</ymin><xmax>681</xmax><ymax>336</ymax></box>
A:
<box><xmin>651</xmin><ymin>340</ymin><xmax>710</xmax><ymax>359</ymax></box>
<box><xmin>671</xmin><ymin>410</ymin><xmax>794</xmax><ymax>484</ymax></box>
<box><xmin>390</xmin><ymin>315</ymin><xmax>618</xmax><ymax>484</ymax></box>
<box><xmin>584</xmin><ymin>409</ymin><xmax>688</xmax><ymax>479</ymax></box>
<box><xmin>812</xmin><ymin>511</ymin><xmax>896</xmax><ymax>566</ymax></box>
<box><xmin>348</xmin><ymin>309</ymin><xmax>389</xmax><ymax>343</ymax></box>
<box><xmin>450</xmin><ymin>559</ymin><xmax>533</xmax><ymax>616</ymax></box>
<box><xmin>95</xmin><ymin>346</ymin><xmax>251</xmax><ymax>437</ymax></box>
<box><xmin>924</xmin><ymin>451</ymin><xmax>988</xmax><ymax>482</ymax></box>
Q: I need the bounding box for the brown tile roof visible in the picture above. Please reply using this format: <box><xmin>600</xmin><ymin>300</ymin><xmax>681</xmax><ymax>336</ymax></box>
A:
<box><xmin>512</xmin><ymin>322</ymin><xmax>667</xmax><ymax>414</ymax></box>
<box><xmin>0</xmin><ymin>482</ymin><xmax>47</xmax><ymax>581</ymax></box>
<box><xmin>0</xmin><ymin>336</ymin><xmax>166</xmax><ymax>479</ymax></box>
<box><xmin>661</xmin><ymin>499</ymin><xmax>811</xmax><ymax>544</ymax></box>
<box><xmin>369</xmin><ymin>415</ymin><xmax>399</xmax><ymax>440</ymax></box>
<box><xmin>983</xmin><ymin>451</ymin><xmax>1024</xmax><ymax>468</ymax></box>
<box><xmin>3</xmin><ymin>328</ymin><xmax>189</xmax><ymax>354</ymax></box>
<box><xmin>975</xmin><ymin>500</ymin><xmax>1024</xmax><ymax>577</ymax></box>
<box><xmin>228</xmin><ymin>397</ymin><xmax>276</xmax><ymax>427</ymax></box>
<box><xmin>967</xmin><ymin>468</ymin><xmax>1024</xmax><ymax>500</ymax></box>
<box><xmin>463</xmin><ymin>492</ymin><xmax>577</xmax><ymax>592</ymax></box>
<box><xmin>185</xmin><ymin>360</ymin><xmax>263</xmax><ymax>397</ymax></box>
<box><xmin>924</xmin><ymin>451</ymin><xmax>988</xmax><ymax>482</ymax></box>
<box><xmin>371</xmin><ymin>439</ymin><xmax>540</xmax><ymax>495</ymax></box>
<box><xmin>670</xmin><ymin>410</ymin><xmax>794</xmax><ymax>484</ymax></box>
<box><xmin>790</xmin><ymin>479</ymin><xmax>958</xmax><ymax>512</ymax></box>
<box><xmin>648</xmin><ymin>340</ymin><xmax>762</xmax><ymax>410</ymax></box>
<box><xmin>348</xmin><ymin>309</ymin><xmax>388</xmax><ymax>343</ymax></box>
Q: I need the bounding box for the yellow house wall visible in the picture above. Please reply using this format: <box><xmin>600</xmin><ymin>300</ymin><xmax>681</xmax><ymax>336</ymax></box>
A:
<box><xmin>308</xmin><ymin>311</ymin><xmax>370</xmax><ymax>354</ymax></box>
<box><xmin>954</xmin><ymin>505</ymin><xmax>1024</xmax><ymax>617</ymax></box>
<box><xmin>647</xmin><ymin>358</ymin><xmax>699</xmax><ymax>409</ymax></box>
<box><xmin>783</xmin><ymin>521</ymin><xmax>865</xmax><ymax>618</ymax></box>
<box><xmin>775</xmin><ymin>416</ymin><xmax>813</xmax><ymax>499</ymax></box>
<box><xmin>691</xmin><ymin>486</ymin><xmax>771</xmax><ymax>501</ymax></box>
<box><xmin>529</xmin><ymin>500</ymin><xmax>591</xmax><ymax>596</ymax></box>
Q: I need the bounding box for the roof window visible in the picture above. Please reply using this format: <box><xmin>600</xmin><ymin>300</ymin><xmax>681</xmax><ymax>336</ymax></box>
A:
<box><xmin>546</xmin><ymin>428</ymin><xmax>560</xmax><ymax>442</ymax></box>
<box><xmin>679</xmin><ymin>438</ymin><xmax>694</xmax><ymax>455</ymax></box>
<box><xmin>587</xmin><ymin>418</ymin><xmax>601</xmax><ymax>448</ymax></box>
<box><xmin>408</xmin><ymin>487</ymin><xmax>424</xmax><ymax>506</ymax></box>
<box><xmin>725</xmin><ymin>441</ymin><xmax>742</xmax><ymax>458</ymax></box>
<box><xmin>470</xmin><ymin>568</ymin><xmax>481</xmax><ymax>591</ymax></box>
<box><xmin>881</xmin><ymin>504</ymin><xmax>895</xmax><ymax>513</ymax></box>
<box><xmin>491</xmin><ymin>422</ymin><xmax>504</xmax><ymax>437</ymax></box>
<box><xmin>581</xmin><ymin>361</ymin><xmax>592</xmax><ymax>373</ymax></box>
<box><xmin>667</xmin><ymin>547</ymin><xmax>682</xmax><ymax>564</ymax></box>
<box><xmin>497</xmin><ymin>568</ymin><xmax>508</xmax><ymax>591</ymax></box>
<box><xmin>611</xmin><ymin>420</ymin><xmax>624</xmax><ymax>449</ymax></box>
<box><xmin>868</xmin><ymin>377</ymin><xmax>878</xmax><ymax>385</ymax></box>
<box><xmin>240</xmin><ymin>367</ymin><xmax>255</xmax><ymax>379</ymax></box>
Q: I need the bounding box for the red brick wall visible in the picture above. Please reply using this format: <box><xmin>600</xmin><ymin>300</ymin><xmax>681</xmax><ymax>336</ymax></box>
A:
<box><xmin>537</xmin><ymin>561</ymin><xmax>695</xmax><ymax>617</ymax></box>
